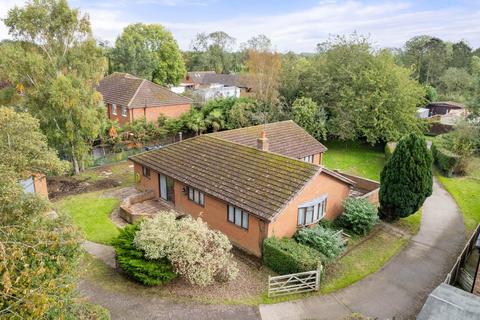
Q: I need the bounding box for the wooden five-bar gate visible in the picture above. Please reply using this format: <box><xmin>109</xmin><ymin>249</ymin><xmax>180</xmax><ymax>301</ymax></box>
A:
<box><xmin>267</xmin><ymin>264</ymin><xmax>323</xmax><ymax>297</ymax></box>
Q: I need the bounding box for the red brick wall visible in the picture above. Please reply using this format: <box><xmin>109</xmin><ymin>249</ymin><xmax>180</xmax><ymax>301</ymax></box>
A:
<box><xmin>106</xmin><ymin>103</ymin><xmax>131</xmax><ymax>126</ymax></box>
<box><xmin>131</xmin><ymin>104</ymin><xmax>191</xmax><ymax>122</ymax></box>
<box><xmin>267</xmin><ymin>172</ymin><xmax>351</xmax><ymax>238</ymax></box>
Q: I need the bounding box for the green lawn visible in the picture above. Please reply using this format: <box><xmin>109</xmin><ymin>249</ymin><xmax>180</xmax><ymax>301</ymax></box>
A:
<box><xmin>394</xmin><ymin>209</ymin><xmax>422</xmax><ymax>235</ymax></box>
<box><xmin>322</xmin><ymin>140</ymin><xmax>385</xmax><ymax>181</ymax></box>
<box><xmin>436</xmin><ymin>157</ymin><xmax>480</xmax><ymax>232</ymax></box>
<box><xmin>55</xmin><ymin>191</ymin><xmax>120</xmax><ymax>244</ymax></box>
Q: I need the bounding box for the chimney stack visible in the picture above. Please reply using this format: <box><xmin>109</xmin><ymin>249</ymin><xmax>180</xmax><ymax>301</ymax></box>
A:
<box><xmin>257</xmin><ymin>130</ymin><xmax>269</xmax><ymax>152</ymax></box>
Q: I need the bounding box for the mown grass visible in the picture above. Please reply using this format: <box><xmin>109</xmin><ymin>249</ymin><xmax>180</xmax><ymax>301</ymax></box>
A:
<box><xmin>55</xmin><ymin>191</ymin><xmax>120</xmax><ymax>244</ymax></box>
<box><xmin>394</xmin><ymin>209</ymin><xmax>422</xmax><ymax>235</ymax></box>
<box><xmin>322</xmin><ymin>140</ymin><xmax>385</xmax><ymax>181</ymax></box>
<box><xmin>436</xmin><ymin>157</ymin><xmax>480</xmax><ymax>232</ymax></box>
<box><xmin>320</xmin><ymin>229</ymin><xmax>407</xmax><ymax>294</ymax></box>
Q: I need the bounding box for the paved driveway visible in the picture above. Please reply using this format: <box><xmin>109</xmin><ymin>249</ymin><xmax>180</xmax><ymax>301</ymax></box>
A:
<box><xmin>78</xmin><ymin>279</ymin><xmax>260</xmax><ymax>320</ymax></box>
<box><xmin>259</xmin><ymin>178</ymin><xmax>466</xmax><ymax>320</ymax></box>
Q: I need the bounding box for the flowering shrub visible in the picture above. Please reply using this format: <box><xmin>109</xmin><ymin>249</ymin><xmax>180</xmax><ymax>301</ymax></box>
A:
<box><xmin>134</xmin><ymin>212</ymin><xmax>238</xmax><ymax>286</ymax></box>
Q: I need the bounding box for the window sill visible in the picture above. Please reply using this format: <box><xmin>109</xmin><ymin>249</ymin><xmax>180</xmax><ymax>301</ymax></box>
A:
<box><xmin>297</xmin><ymin>217</ymin><xmax>324</xmax><ymax>228</ymax></box>
<box><xmin>227</xmin><ymin>221</ymin><xmax>249</xmax><ymax>231</ymax></box>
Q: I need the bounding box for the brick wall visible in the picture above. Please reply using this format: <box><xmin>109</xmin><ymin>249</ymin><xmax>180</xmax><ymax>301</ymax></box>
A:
<box><xmin>107</xmin><ymin>103</ymin><xmax>131</xmax><ymax>126</ymax></box>
<box><xmin>267</xmin><ymin>171</ymin><xmax>351</xmax><ymax>238</ymax></box>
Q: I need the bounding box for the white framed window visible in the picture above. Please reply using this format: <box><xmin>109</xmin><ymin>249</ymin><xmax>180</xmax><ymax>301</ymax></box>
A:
<box><xmin>142</xmin><ymin>165</ymin><xmax>150</xmax><ymax>178</ymax></box>
<box><xmin>187</xmin><ymin>186</ymin><xmax>204</xmax><ymax>206</ymax></box>
<box><xmin>297</xmin><ymin>196</ymin><xmax>327</xmax><ymax>226</ymax></box>
<box><xmin>121</xmin><ymin>106</ymin><xmax>127</xmax><ymax>117</ymax></box>
<box><xmin>302</xmin><ymin>155</ymin><xmax>314</xmax><ymax>163</ymax></box>
<box><xmin>111</xmin><ymin>104</ymin><xmax>117</xmax><ymax>115</ymax></box>
<box><xmin>227</xmin><ymin>205</ymin><xmax>248</xmax><ymax>229</ymax></box>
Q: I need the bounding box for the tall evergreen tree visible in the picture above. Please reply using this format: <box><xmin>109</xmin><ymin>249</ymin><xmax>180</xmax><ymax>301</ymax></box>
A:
<box><xmin>379</xmin><ymin>133</ymin><xmax>433</xmax><ymax>221</ymax></box>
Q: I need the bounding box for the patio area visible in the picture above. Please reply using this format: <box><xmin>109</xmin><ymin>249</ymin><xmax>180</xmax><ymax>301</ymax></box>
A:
<box><xmin>118</xmin><ymin>188</ymin><xmax>182</xmax><ymax>223</ymax></box>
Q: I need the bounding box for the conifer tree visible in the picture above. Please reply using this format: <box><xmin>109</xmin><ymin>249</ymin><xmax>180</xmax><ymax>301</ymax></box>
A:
<box><xmin>379</xmin><ymin>133</ymin><xmax>433</xmax><ymax>221</ymax></box>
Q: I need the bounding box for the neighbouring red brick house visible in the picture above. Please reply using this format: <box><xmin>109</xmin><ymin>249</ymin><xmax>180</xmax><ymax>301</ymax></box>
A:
<box><xmin>129</xmin><ymin>124</ymin><xmax>359</xmax><ymax>257</ymax></box>
<box><xmin>97</xmin><ymin>72</ymin><xmax>192</xmax><ymax>126</ymax></box>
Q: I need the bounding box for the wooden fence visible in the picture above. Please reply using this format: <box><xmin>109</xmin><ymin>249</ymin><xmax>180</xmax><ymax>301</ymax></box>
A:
<box><xmin>445</xmin><ymin>224</ymin><xmax>480</xmax><ymax>287</ymax></box>
<box><xmin>267</xmin><ymin>265</ymin><xmax>323</xmax><ymax>297</ymax></box>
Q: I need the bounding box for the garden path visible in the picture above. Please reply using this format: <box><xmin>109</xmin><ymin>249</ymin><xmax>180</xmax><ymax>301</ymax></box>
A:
<box><xmin>259</xmin><ymin>178</ymin><xmax>466</xmax><ymax>320</ymax></box>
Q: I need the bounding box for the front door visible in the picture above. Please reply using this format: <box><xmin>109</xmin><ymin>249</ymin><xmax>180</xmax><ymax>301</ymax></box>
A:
<box><xmin>159</xmin><ymin>174</ymin><xmax>175</xmax><ymax>203</ymax></box>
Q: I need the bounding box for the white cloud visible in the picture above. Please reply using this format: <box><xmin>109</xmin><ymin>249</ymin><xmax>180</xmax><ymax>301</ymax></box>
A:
<box><xmin>1</xmin><ymin>0</ymin><xmax>479</xmax><ymax>52</ymax></box>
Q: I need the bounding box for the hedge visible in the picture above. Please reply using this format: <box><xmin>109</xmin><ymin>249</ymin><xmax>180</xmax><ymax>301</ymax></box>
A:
<box><xmin>263</xmin><ymin>237</ymin><xmax>322</xmax><ymax>275</ymax></box>
<box><xmin>431</xmin><ymin>142</ymin><xmax>461</xmax><ymax>177</ymax></box>
<box><xmin>112</xmin><ymin>223</ymin><xmax>177</xmax><ymax>286</ymax></box>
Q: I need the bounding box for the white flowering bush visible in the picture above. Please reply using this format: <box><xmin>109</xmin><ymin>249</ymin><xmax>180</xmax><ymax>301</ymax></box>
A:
<box><xmin>134</xmin><ymin>212</ymin><xmax>238</xmax><ymax>286</ymax></box>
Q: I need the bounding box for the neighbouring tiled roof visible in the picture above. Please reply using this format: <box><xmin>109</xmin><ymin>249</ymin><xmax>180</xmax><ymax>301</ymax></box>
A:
<box><xmin>187</xmin><ymin>71</ymin><xmax>251</xmax><ymax>88</ymax></box>
<box><xmin>98</xmin><ymin>72</ymin><xmax>191</xmax><ymax>109</ymax></box>
<box><xmin>210</xmin><ymin>120</ymin><xmax>327</xmax><ymax>159</ymax></box>
<box><xmin>427</xmin><ymin>101</ymin><xmax>466</xmax><ymax>109</ymax></box>
<box><xmin>129</xmin><ymin>135</ymin><xmax>321</xmax><ymax>221</ymax></box>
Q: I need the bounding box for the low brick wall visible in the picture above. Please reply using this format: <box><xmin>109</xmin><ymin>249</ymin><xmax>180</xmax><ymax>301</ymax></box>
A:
<box><xmin>334</xmin><ymin>171</ymin><xmax>380</xmax><ymax>205</ymax></box>
<box><xmin>119</xmin><ymin>189</ymin><xmax>156</xmax><ymax>223</ymax></box>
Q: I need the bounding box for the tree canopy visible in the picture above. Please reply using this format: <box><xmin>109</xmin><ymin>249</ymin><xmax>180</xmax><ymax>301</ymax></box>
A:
<box><xmin>110</xmin><ymin>23</ymin><xmax>186</xmax><ymax>85</ymax></box>
<box><xmin>297</xmin><ymin>35</ymin><xmax>426</xmax><ymax>144</ymax></box>
<box><xmin>1</xmin><ymin>0</ymin><xmax>107</xmax><ymax>174</ymax></box>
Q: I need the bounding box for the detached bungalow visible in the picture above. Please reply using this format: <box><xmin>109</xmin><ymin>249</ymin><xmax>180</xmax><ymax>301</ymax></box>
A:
<box><xmin>97</xmin><ymin>72</ymin><xmax>192</xmax><ymax>126</ymax></box>
<box><xmin>129</xmin><ymin>125</ymin><xmax>354</xmax><ymax>257</ymax></box>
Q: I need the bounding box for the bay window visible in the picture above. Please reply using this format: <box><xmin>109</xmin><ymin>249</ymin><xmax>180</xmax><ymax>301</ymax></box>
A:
<box><xmin>297</xmin><ymin>196</ymin><xmax>327</xmax><ymax>226</ymax></box>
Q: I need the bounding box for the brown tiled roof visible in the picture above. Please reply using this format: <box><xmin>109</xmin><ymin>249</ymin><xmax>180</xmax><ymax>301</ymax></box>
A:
<box><xmin>427</xmin><ymin>101</ymin><xmax>466</xmax><ymax>109</ymax></box>
<box><xmin>129</xmin><ymin>135</ymin><xmax>321</xmax><ymax>221</ymax></box>
<box><xmin>187</xmin><ymin>71</ymin><xmax>252</xmax><ymax>88</ymax></box>
<box><xmin>98</xmin><ymin>72</ymin><xmax>191</xmax><ymax>109</ymax></box>
<box><xmin>210</xmin><ymin>121</ymin><xmax>327</xmax><ymax>159</ymax></box>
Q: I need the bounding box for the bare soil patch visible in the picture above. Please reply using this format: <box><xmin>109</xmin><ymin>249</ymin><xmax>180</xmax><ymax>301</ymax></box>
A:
<box><xmin>48</xmin><ymin>176</ymin><xmax>121</xmax><ymax>200</ymax></box>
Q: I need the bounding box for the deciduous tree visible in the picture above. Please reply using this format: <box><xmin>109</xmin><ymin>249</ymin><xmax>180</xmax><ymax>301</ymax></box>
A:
<box><xmin>291</xmin><ymin>97</ymin><xmax>327</xmax><ymax>141</ymax></box>
<box><xmin>1</xmin><ymin>0</ymin><xmax>108</xmax><ymax>174</ymax></box>
<box><xmin>110</xmin><ymin>23</ymin><xmax>186</xmax><ymax>85</ymax></box>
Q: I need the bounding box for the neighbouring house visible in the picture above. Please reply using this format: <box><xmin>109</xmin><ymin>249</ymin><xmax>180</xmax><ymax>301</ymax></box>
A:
<box><xmin>416</xmin><ymin>108</ymin><xmax>430</xmax><ymax>119</ymax></box>
<box><xmin>97</xmin><ymin>72</ymin><xmax>192</xmax><ymax>126</ymax></box>
<box><xmin>210</xmin><ymin>120</ymin><xmax>327</xmax><ymax>165</ymax></box>
<box><xmin>426</xmin><ymin>101</ymin><xmax>467</xmax><ymax>117</ymax></box>
<box><xmin>193</xmin><ymin>85</ymin><xmax>240</xmax><ymax>103</ymax></box>
<box><xmin>182</xmin><ymin>71</ymin><xmax>253</xmax><ymax>99</ymax></box>
<box><xmin>128</xmin><ymin>124</ymin><xmax>359</xmax><ymax>257</ymax></box>
<box><xmin>20</xmin><ymin>174</ymin><xmax>48</xmax><ymax>198</ymax></box>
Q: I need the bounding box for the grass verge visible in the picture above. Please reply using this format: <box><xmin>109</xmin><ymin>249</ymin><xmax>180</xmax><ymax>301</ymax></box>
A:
<box><xmin>320</xmin><ymin>229</ymin><xmax>407</xmax><ymax>294</ymax></box>
<box><xmin>55</xmin><ymin>191</ymin><xmax>120</xmax><ymax>244</ymax></box>
<box><xmin>437</xmin><ymin>174</ymin><xmax>480</xmax><ymax>233</ymax></box>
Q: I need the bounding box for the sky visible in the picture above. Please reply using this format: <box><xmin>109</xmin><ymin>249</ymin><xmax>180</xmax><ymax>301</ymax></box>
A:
<box><xmin>1</xmin><ymin>0</ymin><xmax>479</xmax><ymax>52</ymax></box>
